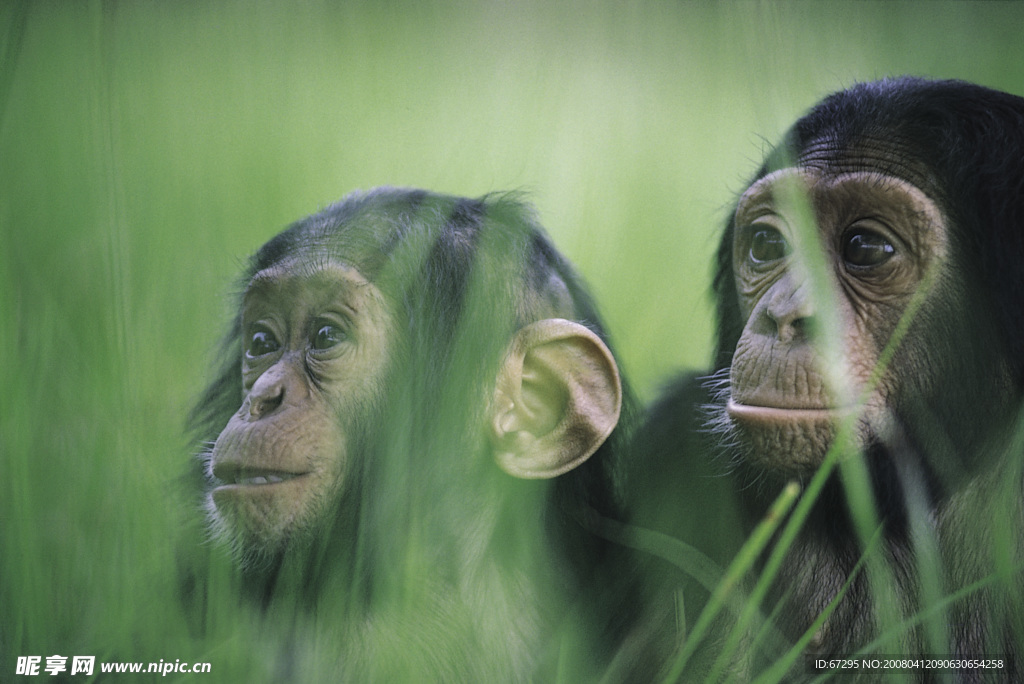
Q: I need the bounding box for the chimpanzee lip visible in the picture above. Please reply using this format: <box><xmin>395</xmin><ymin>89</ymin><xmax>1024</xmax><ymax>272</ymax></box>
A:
<box><xmin>212</xmin><ymin>464</ymin><xmax>310</xmax><ymax>488</ymax></box>
<box><xmin>726</xmin><ymin>399</ymin><xmax>843</xmax><ymax>421</ymax></box>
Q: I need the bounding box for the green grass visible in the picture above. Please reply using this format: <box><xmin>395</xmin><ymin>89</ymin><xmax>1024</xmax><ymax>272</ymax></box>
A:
<box><xmin>3</xmin><ymin>1</ymin><xmax>1024</xmax><ymax>681</ymax></box>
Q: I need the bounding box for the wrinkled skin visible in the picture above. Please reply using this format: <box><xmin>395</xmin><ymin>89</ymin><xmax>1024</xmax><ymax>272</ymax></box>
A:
<box><xmin>206</xmin><ymin>259</ymin><xmax>394</xmax><ymax>562</ymax></box>
<box><xmin>725</xmin><ymin>169</ymin><xmax>952</xmax><ymax>473</ymax></box>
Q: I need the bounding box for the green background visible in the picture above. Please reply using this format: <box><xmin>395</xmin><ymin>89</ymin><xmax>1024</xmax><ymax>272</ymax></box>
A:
<box><xmin>3</xmin><ymin>1</ymin><xmax>1023</xmax><ymax>679</ymax></box>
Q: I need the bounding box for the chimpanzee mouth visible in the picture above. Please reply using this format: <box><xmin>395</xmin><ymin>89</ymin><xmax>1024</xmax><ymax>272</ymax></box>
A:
<box><xmin>726</xmin><ymin>399</ymin><xmax>847</xmax><ymax>421</ymax></box>
<box><xmin>212</xmin><ymin>464</ymin><xmax>310</xmax><ymax>488</ymax></box>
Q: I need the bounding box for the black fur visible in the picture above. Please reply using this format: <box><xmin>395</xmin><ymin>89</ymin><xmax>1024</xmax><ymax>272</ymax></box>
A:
<box><xmin>183</xmin><ymin>188</ymin><xmax>646</xmax><ymax>681</ymax></box>
<box><xmin>636</xmin><ymin>78</ymin><xmax>1024</xmax><ymax>681</ymax></box>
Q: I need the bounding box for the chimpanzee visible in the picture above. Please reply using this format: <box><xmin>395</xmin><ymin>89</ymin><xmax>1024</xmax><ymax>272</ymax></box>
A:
<box><xmin>183</xmin><ymin>188</ymin><xmax>649</xmax><ymax>681</ymax></box>
<box><xmin>633</xmin><ymin>78</ymin><xmax>1024</xmax><ymax>680</ymax></box>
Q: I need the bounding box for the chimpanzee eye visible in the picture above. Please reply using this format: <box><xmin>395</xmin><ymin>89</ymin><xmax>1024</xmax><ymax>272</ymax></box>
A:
<box><xmin>312</xmin><ymin>322</ymin><xmax>346</xmax><ymax>351</ymax></box>
<box><xmin>844</xmin><ymin>229</ymin><xmax>895</xmax><ymax>268</ymax></box>
<box><xmin>749</xmin><ymin>226</ymin><xmax>790</xmax><ymax>264</ymax></box>
<box><xmin>246</xmin><ymin>328</ymin><xmax>280</xmax><ymax>358</ymax></box>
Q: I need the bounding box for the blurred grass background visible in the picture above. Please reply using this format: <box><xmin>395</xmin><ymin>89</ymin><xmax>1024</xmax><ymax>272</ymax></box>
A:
<box><xmin>3</xmin><ymin>0</ymin><xmax>1024</xmax><ymax>679</ymax></box>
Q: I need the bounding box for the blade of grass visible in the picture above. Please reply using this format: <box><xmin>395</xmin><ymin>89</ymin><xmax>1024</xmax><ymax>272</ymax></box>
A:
<box><xmin>750</xmin><ymin>527</ymin><xmax>882</xmax><ymax>684</ymax></box>
<box><xmin>661</xmin><ymin>481</ymin><xmax>799</xmax><ymax>683</ymax></box>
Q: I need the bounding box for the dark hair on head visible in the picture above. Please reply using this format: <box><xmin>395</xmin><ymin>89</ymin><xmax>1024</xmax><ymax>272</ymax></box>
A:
<box><xmin>713</xmin><ymin>77</ymin><xmax>1024</xmax><ymax>379</ymax></box>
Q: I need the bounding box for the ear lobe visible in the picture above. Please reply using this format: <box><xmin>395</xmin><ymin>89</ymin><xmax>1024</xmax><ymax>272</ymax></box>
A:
<box><xmin>490</xmin><ymin>318</ymin><xmax>622</xmax><ymax>479</ymax></box>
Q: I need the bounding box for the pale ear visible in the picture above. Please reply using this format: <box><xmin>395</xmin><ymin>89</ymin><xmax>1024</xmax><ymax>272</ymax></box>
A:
<box><xmin>489</xmin><ymin>318</ymin><xmax>622</xmax><ymax>479</ymax></box>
